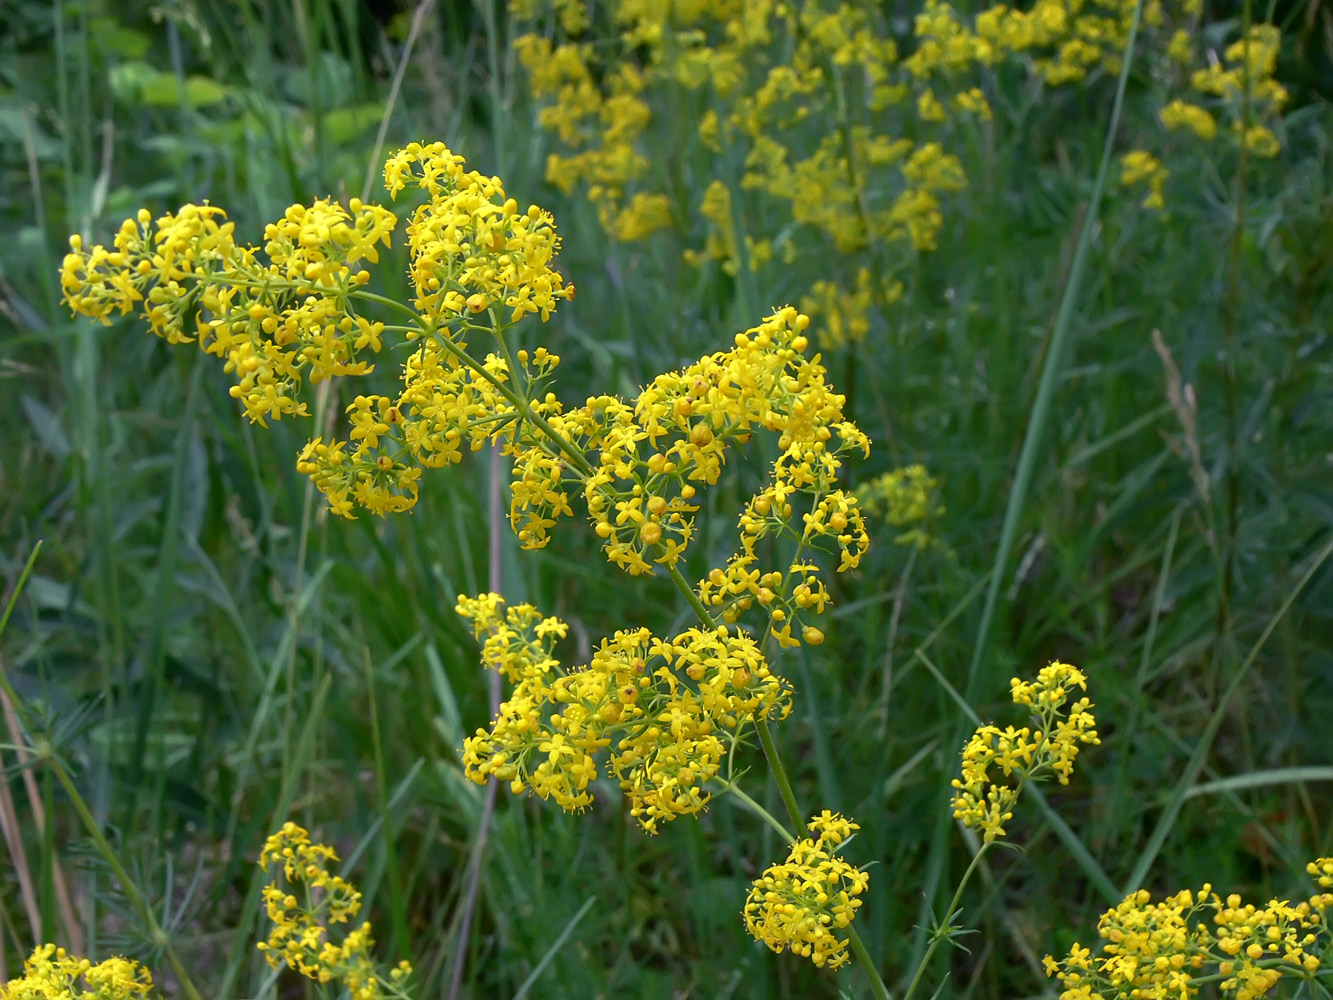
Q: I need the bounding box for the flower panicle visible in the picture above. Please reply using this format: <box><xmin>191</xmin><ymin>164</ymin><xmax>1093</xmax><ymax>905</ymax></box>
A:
<box><xmin>1046</xmin><ymin>866</ymin><xmax>1333</xmax><ymax>1000</ymax></box>
<box><xmin>951</xmin><ymin>662</ymin><xmax>1100</xmax><ymax>841</ymax></box>
<box><xmin>256</xmin><ymin>822</ymin><xmax>411</xmax><ymax>1000</ymax></box>
<box><xmin>458</xmin><ymin>597</ymin><xmax>793</xmax><ymax>834</ymax></box>
<box><xmin>743</xmin><ymin>812</ymin><xmax>870</xmax><ymax>969</ymax></box>
<box><xmin>0</xmin><ymin>946</ymin><xmax>152</xmax><ymax>1000</ymax></box>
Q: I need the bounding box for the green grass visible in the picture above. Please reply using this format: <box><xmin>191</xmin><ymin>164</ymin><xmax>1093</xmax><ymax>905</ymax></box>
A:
<box><xmin>2</xmin><ymin>1</ymin><xmax>1333</xmax><ymax>998</ymax></box>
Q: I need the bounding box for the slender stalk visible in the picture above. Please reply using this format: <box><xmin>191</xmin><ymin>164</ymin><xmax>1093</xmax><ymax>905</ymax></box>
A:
<box><xmin>711</xmin><ymin>776</ymin><xmax>794</xmax><ymax>841</ymax></box>
<box><xmin>663</xmin><ymin>563</ymin><xmax>719</xmax><ymax>630</ymax></box>
<box><xmin>848</xmin><ymin>928</ymin><xmax>893</xmax><ymax>1000</ymax></box>
<box><xmin>432</xmin><ymin>329</ymin><xmax>595</xmax><ymax>477</ymax></box>
<box><xmin>755</xmin><ymin>718</ymin><xmax>804</xmax><ymax>834</ymax></box>
<box><xmin>0</xmin><ymin>542</ymin><xmax>43</xmax><ymax>638</ymax></box>
<box><xmin>901</xmin><ymin>845</ymin><xmax>991</xmax><ymax>1000</ymax></box>
<box><xmin>50</xmin><ymin>761</ymin><xmax>205</xmax><ymax>1000</ymax></box>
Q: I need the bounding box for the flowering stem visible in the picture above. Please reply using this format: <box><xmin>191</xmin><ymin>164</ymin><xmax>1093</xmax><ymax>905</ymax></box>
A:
<box><xmin>349</xmin><ymin>288</ymin><xmax>428</xmax><ymax>322</ymax></box>
<box><xmin>663</xmin><ymin>562</ymin><xmax>719</xmax><ymax>630</ymax></box>
<box><xmin>664</xmin><ymin>545</ymin><xmax>894</xmax><ymax>1000</ymax></box>
<box><xmin>901</xmin><ymin>843</ymin><xmax>991</xmax><ymax>1000</ymax></box>
<box><xmin>429</xmin><ymin>329</ymin><xmax>595</xmax><ymax>478</ymax></box>
<box><xmin>754</xmin><ymin>718</ymin><xmax>803</xmax><ymax>833</ymax></box>
<box><xmin>350</xmin><ymin>292</ymin><xmax>596</xmax><ymax>480</ymax></box>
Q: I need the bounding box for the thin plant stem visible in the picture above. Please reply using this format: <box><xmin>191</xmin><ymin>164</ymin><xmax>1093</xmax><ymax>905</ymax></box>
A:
<box><xmin>663</xmin><ymin>563</ymin><xmax>719</xmax><ymax>630</ymax></box>
<box><xmin>712</xmin><ymin>776</ymin><xmax>794</xmax><ymax>841</ymax></box>
<box><xmin>0</xmin><ymin>542</ymin><xmax>43</xmax><ymax>638</ymax></box>
<box><xmin>755</xmin><ymin>718</ymin><xmax>803</xmax><ymax>834</ymax></box>
<box><xmin>901</xmin><ymin>845</ymin><xmax>991</xmax><ymax>1000</ymax></box>
<box><xmin>1</xmin><ymin>543</ymin><xmax>198</xmax><ymax>992</ymax></box>
<box><xmin>848</xmin><ymin>929</ymin><xmax>893</xmax><ymax>1000</ymax></box>
<box><xmin>50</xmin><ymin>759</ymin><xmax>205</xmax><ymax>1000</ymax></box>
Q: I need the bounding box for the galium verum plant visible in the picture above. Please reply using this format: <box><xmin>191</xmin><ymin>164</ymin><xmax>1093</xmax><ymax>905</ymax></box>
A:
<box><xmin>55</xmin><ymin>138</ymin><xmax>1326</xmax><ymax>999</ymax></box>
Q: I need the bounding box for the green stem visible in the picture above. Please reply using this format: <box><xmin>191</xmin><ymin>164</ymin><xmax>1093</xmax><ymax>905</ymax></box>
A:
<box><xmin>711</xmin><ymin>776</ymin><xmax>794</xmax><ymax>841</ymax></box>
<box><xmin>663</xmin><ymin>562</ymin><xmax>719</xmax><ymax>630</ymax></box>
<box><xmin>431</xmin><ymin>330</ymin><xmax>595</xmax><ymax>478</ymax></box>
<box><xmin>755</xmin><ymin>717</ymin><xmax>804</xmax><ymax>834</ymax></box>
<box><xmin>901</xmin><ymin>845</ymin><xmax>990</xmax><ymax>1000</ymax></box>
<box><xmin>347</xmin><ymin>288</ymin><xmax>425</xmax><ymax>322</ymax></box>
<box><xmin>51</xmin><ymin>760</ymin><xmax>206</xmax><ymax>1000</ymax></box>
<box><xmin>848</xmin><ymin>928</ymin><xmax>893</xmax><ymax>1000</ymax></box>
<box><xmin>0</xmin><ymin>542</ymin><xmax>43</xmax><ymax>639</ymax></box>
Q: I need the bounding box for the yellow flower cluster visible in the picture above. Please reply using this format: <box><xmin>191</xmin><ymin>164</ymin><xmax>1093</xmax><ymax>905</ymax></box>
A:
<box><xmin>0</xmin><ymin>946</ymin><xmax>152</xmax><ymax>1000</ymax></box>
<box><xmin>295</xmin><ymin>141</ymin><xmax>575</xmax><ymax>519</ymax></box>
<box><xmin>457</xmin><ymin>593</ymin><xmax>793</xmax><ymax>833</ymax></box>
<box><xmin>508</xmin><ymin>0</ymin><xmax>1278</xmax><ymax>349</ymax></box>
<box><xmin>1188</xmin><ymin>25</ymin><xmax>1285</xmax><ymax>157</ymax></box>
<box><xmin>799</xmin><ymin>268</ymin><xmax>891</xmax><ymax>349</ymax></box>
<box><xmin>502</xmin><ymin>306</ymin><xmax>870</xmax><ymax>617</ymax></box>
<box><xmin>1045</xmin><ymin>863</ymin><xmax>1333</xmax><ymax>999</ymax></box>
<box><xmin>743</xmin><ymin>812</ymin><xmax>870</xmax><ymax>969</ymax></box>
<box><xmin>1159</xmin><ymin>98</ymin><xmax>1217</xmax><ymax>142</ymax></box>
<box><xmin>1120</xmin><ymin>149</ymin><xmax>1169</xmax><ymax>210</ymax></box>
<box><xmin>62</xmin><ymin>199</ymin><xmax>394</xmax><ymax>425</ymax></box>
<box><xmin>256</xmin><ymin>822</ymin><xmax>412</xmax><ymax>1000</ymax></box>
<box><xmin>951</xmin><ymin>662</ymin><xmax>1099</xmax><ymax>841</ymax></box>
<box><xmin>62</xmin><ymin>142</ymin><xmax>576</xmax><ymax>519</ymax></box>
<box><xmin>855</xmin><ymin>464</ymin><xmax>943</xmax><ymax>549</ymax></box>
<box><xmin>1132</xmin><ymin>23</ymin><xmax>1287</xmax><ymax>207</ymax></box>
<box><xmin>384</xmin><ymin>141</ymin><xmax>573</xmax><ymax>325</ymax></box>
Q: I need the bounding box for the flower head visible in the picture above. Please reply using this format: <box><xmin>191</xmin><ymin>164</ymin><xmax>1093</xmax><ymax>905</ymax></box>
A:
<box><xmin>744</xmin><ymin>813</ymin><xmax>869</xmax><ymax>969</ymax></box>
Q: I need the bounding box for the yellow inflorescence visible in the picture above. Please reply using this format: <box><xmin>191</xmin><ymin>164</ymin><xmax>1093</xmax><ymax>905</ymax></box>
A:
<box><xmin>0</xmin><ymin>946</ymin><xmax>152</xmax><ymax>1000</ymax></box>
<box><xmin>256</xmin><ymin>822</ymin><xmax>411</xmax><ymax>1000</ymax></box>
<box><xmin>62</xmin><ymin>199</ymin><xmax>394</xmax><ymax>425</ymax></box>
<box><xmin>855</xmin><ymin>464</ymin><xmax>943</xmax><ymax>549</ymax></box>
<box><xmin>508</xmin><ymin>0</ymin><xmax>1292</xmax><ymax>349</ymax></box>
<box><xmin>499</xmin><ymin>306</ymin><xmax>870</xmax><ymax>626</ymax></box>
<box><xmin>1159</xmin><ymin>99</ymin><xmax>1217</xmax><ymax>142</ymax></box>
<box><xmin>61</xmin><ymin>141</ymin><xmax>577</xmax><ymax>520</ymax></box>
<box><xmin>1046</xmin><ymin>863</ymin><xmax>1333</xmax><ymax>999</ymax></box>
<box><xmin>951</xmin><ymin>662</ymin><xmax>1100</xmax><ymax>841</ymax></box>
<box><xmin>458</xmin><ymin>593</ymin><xmax>793</xmax><ymax>832</ymax></box>
<box><xmin>1120</xmin><ymin>149</ymin><xmax>1170</xmax><ymax>210</ymax></box>
<box><xmin>743</xmin><ymin>812</ymin><xmax>870</xmax><ymax>969</ymax></box>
